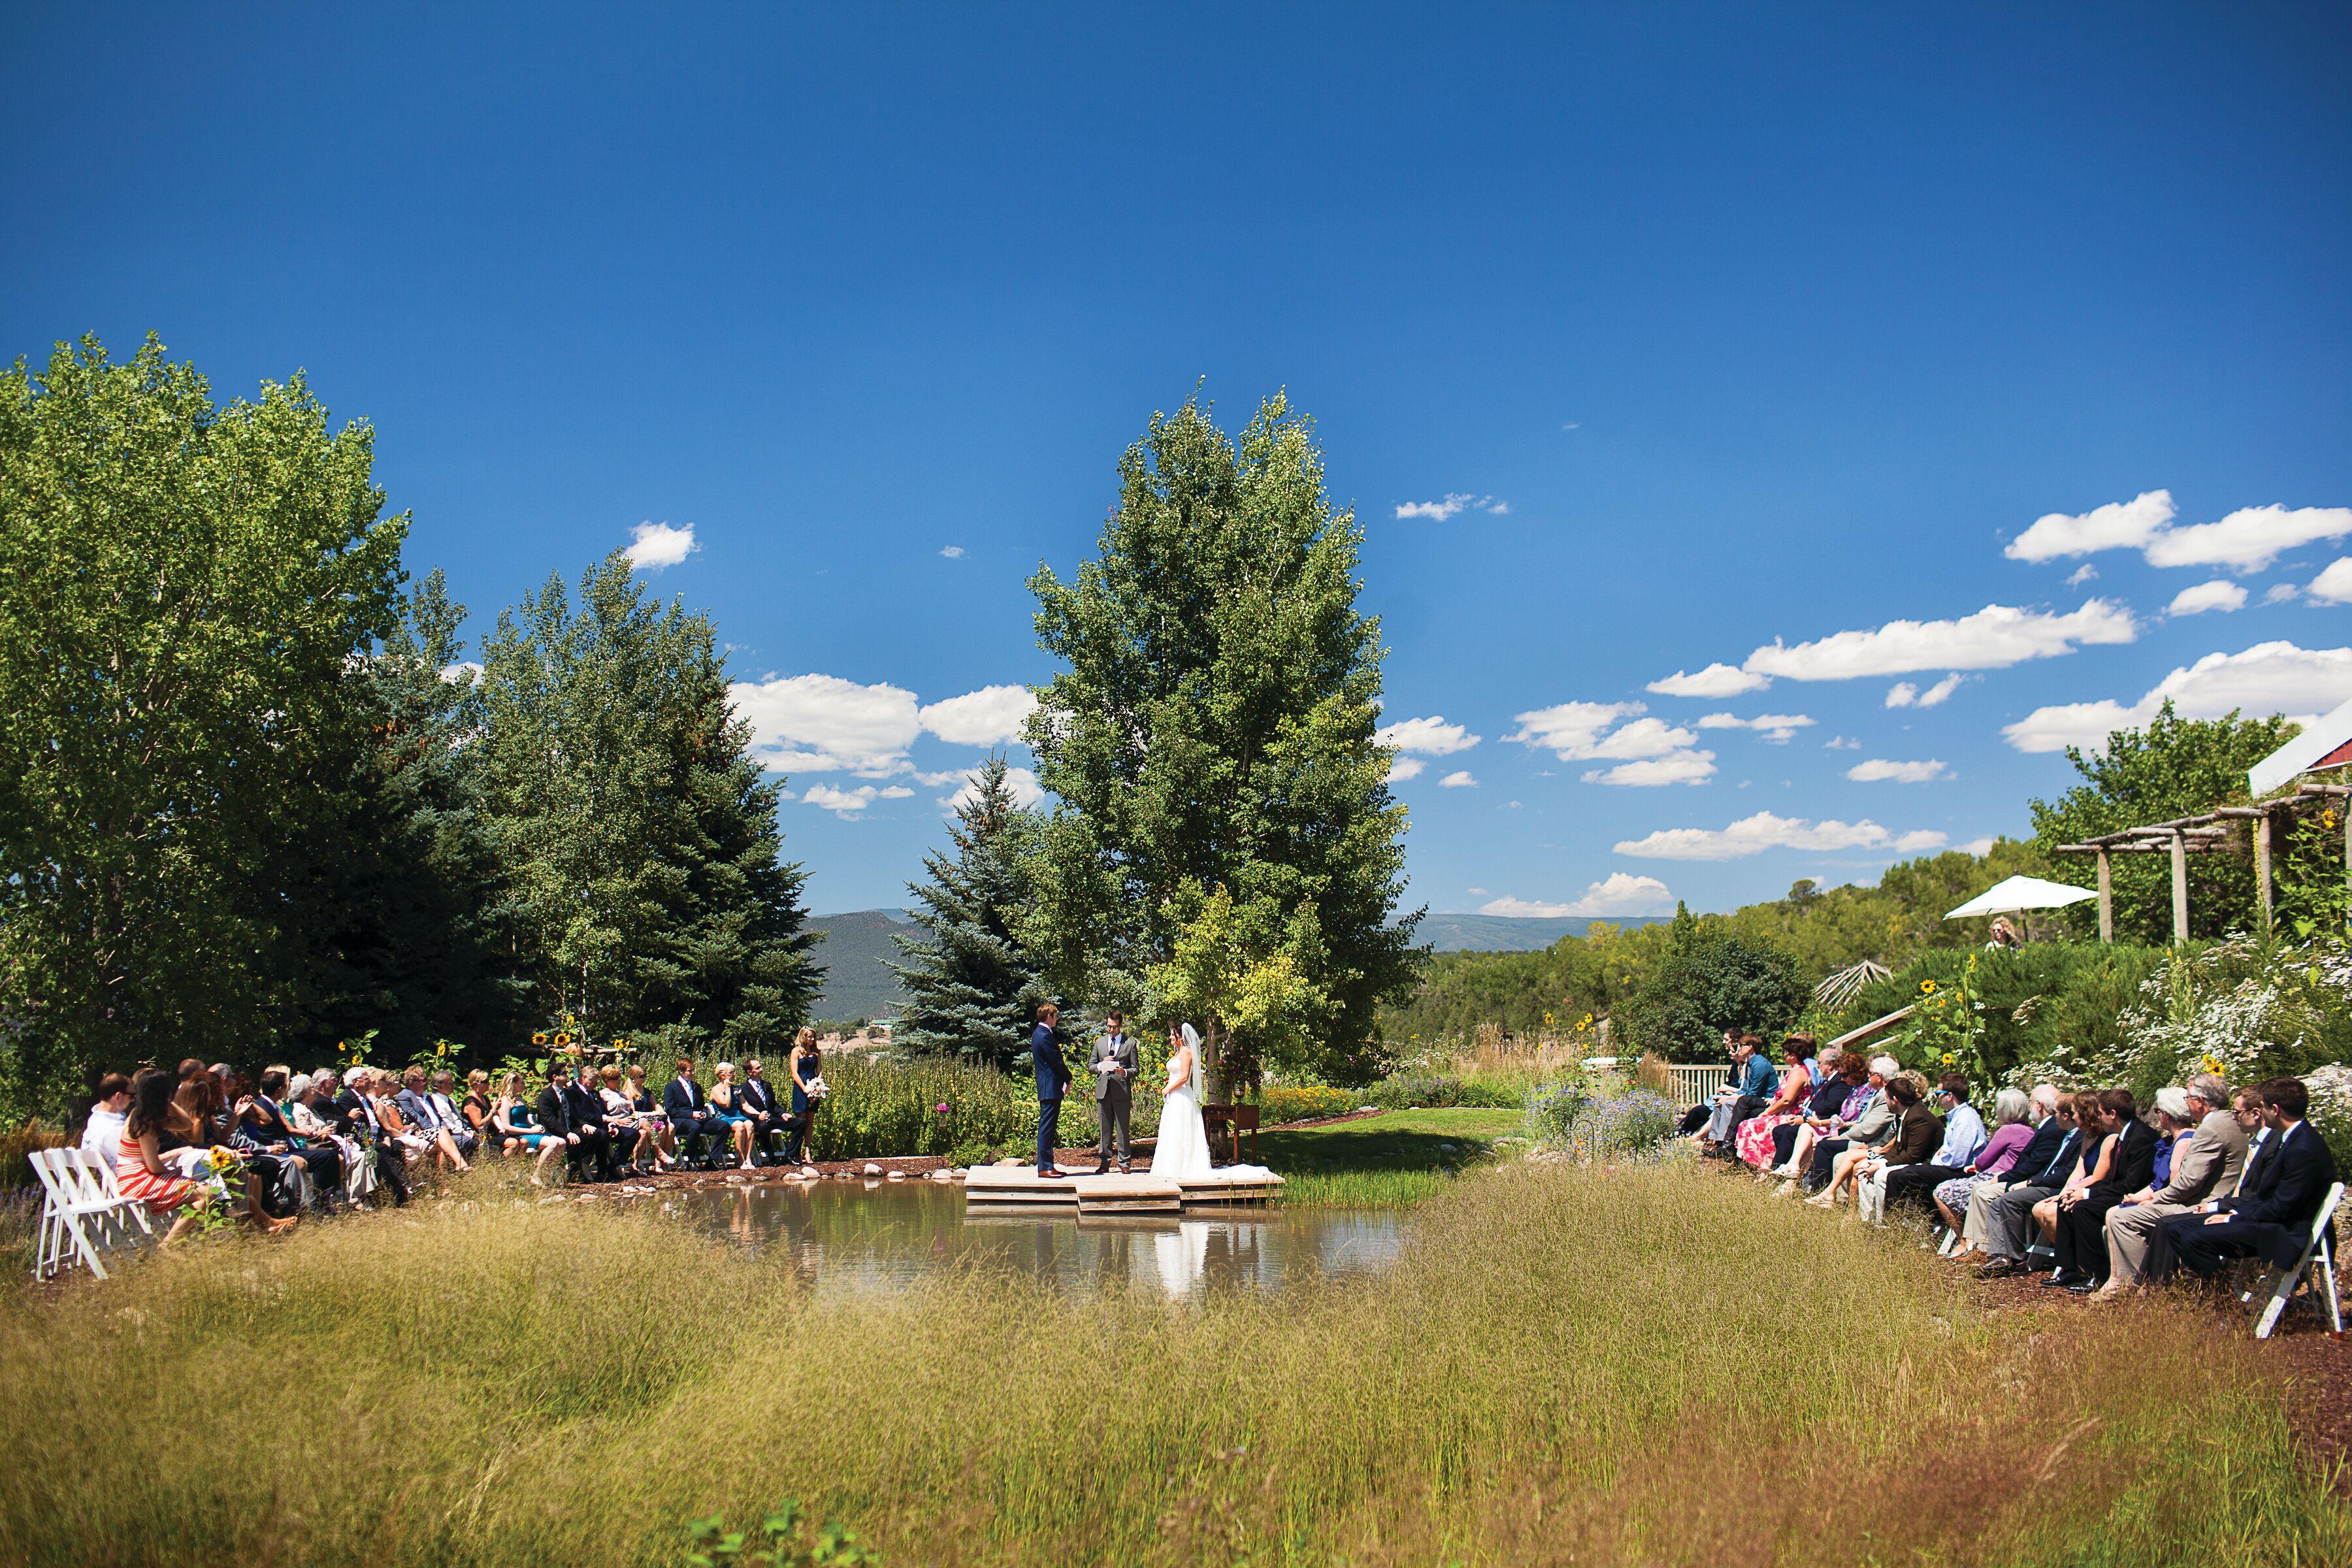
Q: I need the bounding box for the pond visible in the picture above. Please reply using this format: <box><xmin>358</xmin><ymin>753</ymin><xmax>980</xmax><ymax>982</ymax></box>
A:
<box><xmin>653</xmin><ymin>1179</ymin><xmax>1404</xmax><ymax>1298</ymax></box>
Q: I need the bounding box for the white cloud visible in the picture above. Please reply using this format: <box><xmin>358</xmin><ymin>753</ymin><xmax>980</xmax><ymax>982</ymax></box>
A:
<box><xmin>2002</xmin><ymin>640</ymin><xmax>2352</xmax><ymax>753</ymax></box>
<box><xmin>1745</xmin><ymin>600</ymin><xmax>2136</xmax><ymax>681</ymax></box>
<box><xmin>1582</xmin><ymin>750</ymin><xmax>1718</xmax><ymax>787</ymax></box>
<box><xmin>1959</xmin><ymin>837</ymin><xmax>1997</xmax><ymax>857</ymax></box>
<box><xmin>1505</xmin><ymin>700</ymin><xmax>1640</xmax><ymax>757</ymax></box>
<box><xmin>917</xmin><ymin>684</ymin><xmax>1036</xmax><ymax>746</ymax></box>
<box><xmin>1615</xmin><ymin>811</ymin><xmax>1948</xmax><ymax>862</ymax></box>
<box><xmin>624</xmin><ymin>520</ymin><xmax>700</xmax><ymax>571</ymax></box>
<box><xmin>2005</xmin><ymin>491</ymin><xmax>2176</xmax><ymax>563</ymax></box>
<box><xmin>1823</xmin><ymin>735</ymin><xmax>1860</xmax><ymax>751</ymax></box>
<box><xmin>438</xmin><ymin>661</ymin><xmax>483</xmax><ymax>684</ymax></box>
<box><xmin>2268</xmin><ymin>583</ymin><xmax>2303</xmax><ymax>604</ymax></box>
<box><xmin>941</xmin><ymin>764</ymin><xmax>1043</xmax><ymax>812</ymax></box>
<box><xmin>2167</xmin><ymin>580</ymin><xmax>2247</xmax><ymax>617</ymax></box>
<box><xmin>939</xmin><ymin>545</ymin><xmax>964</xmax><ymax>559</ymax></box>
<box><xmin>2144</xmin><ymin>504</ymin><xmax>2352</xmax><ymax>573</ymax></box>
<box><xmin>2308</xmin><ymin>559</ymin><xmax>2352</xmax><ymax>605</ymax></box>
<box><xmin>1385</xmin><ymin>756</ymin><xmax>1428</xmax><ymax>784</ymax></box>
<box><xmin>1394</xmin><ymin>493</ymin><xmax>1511</xmax><ymax>521</ymax></box>
<box><xmin>1886</xmin><ymin>674</ymin><xmax>1963</xmax><ymax>709</ymax></box>
<box><xmin>802</xmin><ymin>783</ymin><xmax>915</xmax><ymax>818</ymax></box>
<box><xmin>2066</xmin><ymin>564</ymin><xmax>2099</xmax><ymax>587</ymax></box>
<box><xmin>1695</xmin><ymin>711</ymin><xmax>1815</xmax><ymax>742</ymax></box>
<box><xmin>1846</xmin><ymin>758</ymin><xmax>1948</xmax><ymax>783</ymax></box>
<box><xmin>733</xmin><ymin>674</ymin><xmax>922</xmax><ymax>774</ymax></box>
<box><xmin>1647</xmin><ymin>662</ymin><xmax>1771</xmax><ymax>698</ymax></box>
<box><xmin>1375</xmin><ymin>715</ymin><xmax>1482</xmax><ymax>755</ymax></box>
<box><xmin>1467</xmin><ymin>887</ymin><xmax>1489</xmax><ymax>896</ymax></box>
<box><xmin>1439</xmin><ymin>770</ymin><xmax>1477</xmax><ymax>788</ymax></box>
<box><xmin>1482</xmin><ymin>873</ymin><xmax>1674</xmax><ymax>919</ymax></box>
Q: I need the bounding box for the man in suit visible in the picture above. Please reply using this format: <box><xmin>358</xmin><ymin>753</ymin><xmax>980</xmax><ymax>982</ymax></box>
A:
<box><xmin>663</xmin><ymin>1058</ymin><xmax>721</xmax><ymax>1167</ymax></box>
<box><xmin>333</xmin><ymin>1068</ymin><xmax>410</xmax><ymax>1207</ymax></box>
<box><xmin>739</xmin><ymin>1058</ymin><xmax>784</xmax><ymax>1165</ymax></box>
<box><xmin>535</xmin><ymin>1063</ymin><xmax>581</xmax><ymax>1175</ymax></box>
<box><xmin>1032</xmin><ymin>1002</ymin><xmax>1071</xmax><ymax>1177</ymax></box>
<box><xmin>1089</xmin><ymin>1009</ymin><xmax>1141</xmax><ymax>1175</ymax></box>
<box><xmin>2100</xmin><ymin>1075</ymin><xmax>2251</xmax><ymax>1294</ymax></box>
<box><xmin>2163</xmin><ymin>1077</ymin><xmax>2339</xmax><ymax>1282</ymax></box>
<box><xmin>559</xmin><ymin>1063</ymin><xmax>615</xmax><ymax>1180</ymax></box>
<box><xmin>2048</xmin><ymin>1088</ymin><xmax>2160</xmax><ymax>1291</ymax></box>
<box><xmin>1976</xmin><ymin>1096</ymin><xmax>2085</xmax><ymax>1278</ymax></box>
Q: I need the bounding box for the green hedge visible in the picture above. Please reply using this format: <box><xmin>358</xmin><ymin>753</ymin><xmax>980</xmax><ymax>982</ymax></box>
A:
<box><xmin>1250</xmin><ymin>1085</ymin><xmax>1362</xmax><ymax>1124</ymax></box>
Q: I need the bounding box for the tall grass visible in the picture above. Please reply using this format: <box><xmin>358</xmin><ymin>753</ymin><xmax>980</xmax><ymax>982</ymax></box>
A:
<box><xmin>0</xmin><ymin>1161</ymin><xmax>2342</xmax><ymax>1565</ymax></box>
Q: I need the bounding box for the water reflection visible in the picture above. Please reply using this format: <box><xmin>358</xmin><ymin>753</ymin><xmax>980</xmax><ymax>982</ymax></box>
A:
<box><xmin>656</xmin><ymin>1180</ymin><xmax>1402</xmax><ymax>1298</ymax></box>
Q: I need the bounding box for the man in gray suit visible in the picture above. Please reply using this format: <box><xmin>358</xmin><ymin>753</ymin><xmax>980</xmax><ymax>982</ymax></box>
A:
<box><xmin>2098</xmin><ymin>1075</ymin><xmax>2252</xmax><ymax>1294</ymax></box>
<box><xmin>1090</xmin><ymin>1009</ymin><xmax>1140</xmax><ymax>1175</ymax></box>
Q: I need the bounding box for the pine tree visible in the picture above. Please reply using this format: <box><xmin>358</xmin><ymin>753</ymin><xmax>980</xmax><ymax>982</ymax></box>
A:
<box><xmin>890</xmin><ymin>756</ymin><xmax>1045</xmax><ymax>1070</ymax></box>
<box><xmin>476</xmin><ymin>553</ymin><xmax>822</xmax><ymax>1054</ymax></box>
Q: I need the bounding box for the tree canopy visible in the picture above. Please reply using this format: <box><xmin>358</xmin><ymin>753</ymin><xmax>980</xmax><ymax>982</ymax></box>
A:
<box><xmin>1021</xmin><ymin>390</ymin><xmax>1423</xmax><ymax>1086</ymax></box>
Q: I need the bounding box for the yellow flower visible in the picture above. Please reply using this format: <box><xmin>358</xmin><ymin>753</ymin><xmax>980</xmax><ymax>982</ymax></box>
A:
<box><xmin>1920</xmin><ymin>980</ymin><xmax>1937</xmax><ymax>994</ymax></box>
<box><xmin>1940</xmin><ymin>1052</ymin><xmax>1956</xmax><ymax>1066</ymax></box>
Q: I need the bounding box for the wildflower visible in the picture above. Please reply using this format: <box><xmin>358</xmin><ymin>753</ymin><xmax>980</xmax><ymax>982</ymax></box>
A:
<box><xmin>1920</xmin><ymin>980</ymin><xmax>1937</xmax><ymax>994</ymax></box>
<box><xmin>936</xmin><ymin>1103</ymin><xmax>950</xmax><ymax>1115</ymax></box>
<box><xmin>1940</xmin><ymin>1052</ymin><xmax>1956</xmax><ymax>1066</ymax></box>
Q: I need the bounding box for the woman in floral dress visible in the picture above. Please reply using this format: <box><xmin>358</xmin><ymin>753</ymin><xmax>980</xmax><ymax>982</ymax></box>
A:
<box><xmin>1735</xmin><ymin>1035</ymin><xmax>1816</xmax><ymax>1169</ymax></box>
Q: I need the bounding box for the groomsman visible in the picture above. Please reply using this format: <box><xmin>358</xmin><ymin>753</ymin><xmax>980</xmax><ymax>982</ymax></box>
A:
<box><xmin>1090</xmin><ymin>1009</ymin><xmax>1140</xmax><ymax>1175</ymax></box>
<box><xmin>1032</xmin><ymin>1003</ymin><xmax>1071</xmax><ymax>1177</ymax></box>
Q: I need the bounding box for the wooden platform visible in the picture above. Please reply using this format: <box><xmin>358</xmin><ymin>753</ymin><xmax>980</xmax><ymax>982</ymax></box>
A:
<box><xmin>962</xmin><ymin>1166</ymin><xmax>1284</xmax><ymax>1215</ymax></box>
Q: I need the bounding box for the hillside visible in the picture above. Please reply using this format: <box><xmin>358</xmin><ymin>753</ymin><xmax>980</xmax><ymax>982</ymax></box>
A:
<box><xmin>806</xmin><ymin>909</ymin><xmax>915</xmax><ymax>1024</ymax></box>
<box><xmin>1416</xmin><ymin>911</ymin><xmax>1667</xmax><ymax>952</ymax></box>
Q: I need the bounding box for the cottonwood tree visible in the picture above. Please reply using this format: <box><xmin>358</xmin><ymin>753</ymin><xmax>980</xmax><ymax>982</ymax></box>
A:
<box><xmin>890</xmin><ymin>755</ymin><xmax>1045</xmax><ymax>1070</ymax></box>
<box><xmin>1022</xmin><ymin>390</ymin><xmax>1423</xmax><ymax>1088</ymax></box>
<box><xmin>475</xmin><ymin>554</ymin><xmax>821</xmax><ymax>1055</ymax></box>
<box><xmin>0</xmin><ymin>336</ymin><xmax>407</xmax><ymax>1112</ymax></box>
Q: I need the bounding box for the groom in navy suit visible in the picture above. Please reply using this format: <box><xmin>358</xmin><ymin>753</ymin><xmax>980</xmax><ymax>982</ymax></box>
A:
<box><xmin>1032</xmin><ymin>1002</ymin><xmax>1071</xmax><ymax>1177</ymax></box>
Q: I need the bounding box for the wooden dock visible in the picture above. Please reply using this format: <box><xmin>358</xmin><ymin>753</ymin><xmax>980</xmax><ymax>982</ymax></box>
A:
<box><xmin>962</xmin><ymin>1166</ymin><xmax>1283</xmax><ymax>1215</ymax></box>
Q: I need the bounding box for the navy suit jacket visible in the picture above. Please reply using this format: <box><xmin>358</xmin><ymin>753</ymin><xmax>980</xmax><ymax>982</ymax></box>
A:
<box><xmin>2224</xmin><ymin>1120</ymin><xmax>2336</xmax><ymax>1232</ymax></box>
<box><xmin>662</xmin><ymin>1077</ymin><xmax>707</xmax><ymax>1122</ymax></box>
<box><xmin>1032</xmin><ymin>1023</ymin><xmax>1070</xmax><ymax>1102</ymax></box>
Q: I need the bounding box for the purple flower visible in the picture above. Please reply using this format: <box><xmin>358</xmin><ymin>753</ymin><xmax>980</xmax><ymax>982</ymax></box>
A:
<box><xmin>936</xmin><ymin>1103</ymin><xmax>950</xmax><ymax>1115</ymax></box>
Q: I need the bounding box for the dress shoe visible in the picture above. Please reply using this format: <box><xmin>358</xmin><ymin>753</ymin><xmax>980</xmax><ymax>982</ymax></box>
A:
<box><xmin>2040</xmin><ymin>1270</ymin><xmax>2090</xmax><ymax>1290</ymax></box>
<box><xmin>2065</xmin><ymin>1277</ymin><xmax>2103</xmax><ymax>1295</ymax></box>
<box><xmin>1976</xmin><ymin>1258</ymin><xmax>2025</xmax><ymax>1279</ymax></box>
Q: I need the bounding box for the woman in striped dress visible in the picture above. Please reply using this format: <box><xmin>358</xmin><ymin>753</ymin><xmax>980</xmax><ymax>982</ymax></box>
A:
<box><xmin>115</xmin><ymin>1068</ymin><xmax>211</xmax><ymax>1247</ymax></box>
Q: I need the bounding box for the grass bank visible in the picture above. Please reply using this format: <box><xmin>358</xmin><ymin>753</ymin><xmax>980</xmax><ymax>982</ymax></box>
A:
<box><xmin>1264</xmin><ymin>1105</ymin><xmax>1520</xmax><ymax>1207</ymax></box>
<box><xmin>1</xmin><ymin>1161</ymin><xmax>2344</xmax><ymax>1566</ymax></box>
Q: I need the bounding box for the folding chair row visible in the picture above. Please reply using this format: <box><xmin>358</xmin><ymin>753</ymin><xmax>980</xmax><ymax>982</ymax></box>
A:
<box><xmin>28</xmin><ymin>1146</ymin><xmax>154</xmax><ymax>1282</ymax></box>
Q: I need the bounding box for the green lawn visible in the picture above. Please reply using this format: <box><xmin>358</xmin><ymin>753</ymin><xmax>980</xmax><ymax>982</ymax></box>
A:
<box><xmin>1262</xmin><ymin>1106</ymin><xmax>1524</xmax><ymax>1205</ymax></box>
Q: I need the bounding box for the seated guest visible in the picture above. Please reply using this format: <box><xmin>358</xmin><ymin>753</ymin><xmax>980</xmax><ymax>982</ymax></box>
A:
<box><xmin>241</xmin><ymin>1067</ymin><xmax>342</xmax><ymax>1210</ymax></box>
<box><xmin>459</xmin><ymin>1070</ymin><xmax>498</xmax><ymax>1147</ymax></box>
<box><xmin>333</xmin><ymin>1068</ymin><xmax>410</xmax><ymax>1207</ymax></box>
<box><xmin>534</xmin><ymin>1064</ymin><xmax>585</xmax><ymax>1186</ymax></box>
<box><xmin>2100</xmin><ymin>1075</ymin><xmax>2247</xmax><ymax>1296</ymax></box>
<box><xmin>1935</xmin><ymin>1086</ymin><xmax>2038</xmax><ymax>1258</ymax></box>
<box><xmin>395</xmin><ymin>1066</ymin><xmax>473</xmax><ymax>1174</ymax></box>
<box><xmin>1875</xmin><ymin>1074</ymin><xmax>1987</xmax><ymax>1219</ymax></box>
<box><xmin>114</xmin><ymin>1068</ymin><xmax>215</xmax><ymax>1246</ymax></box>
<box><xmin>291</xmin><ymin>1072</ymin><xmax>377</xmax><ymax>1205</ymax></box>
<box><xmin>1812</xmin><ymin>1075</ymin><xmax>1933</xmax><ymax>1209</ymax></box>
<box><xmin>1772</xmin><ymin>1051</ymin><xmax>1872</xmax><ymax>1190</ymax></box>
<box><xmin>80</xmin><ymin>1073</ymin><xmax>133</xmax><ymax>1171</ymax></box>
<box><xmin>2020</xmin><ymin>1092</ymin><xmax>2115</xmax><ymax>1262</ymax></box>
<box><xmin>1699</xmin><ymin>1035</ymin><xmax>1776</xmax><ymax>1154</ymax></box>
<box><xmin>2046</xmin><ymin>1088</ymin><xmax>2157</xmax><ymax>1291</ymax></box>
<box><xmin>2160</xmin><ymin>1077</ymin><xmax>2338</xmax><ymax>1284</ymax></box>
<box><xmin>625</xmin><ymin>1064</ymin><xmax>674</xmax><ymax>1170</ymax></box>
<box><xmin>559</xmin><ymin>1060</ymin><xmax>617</xmax><ymax>1181</ymax></box>
<box><xmin>739</xmin><ymin>1058</ymin><xmax>785</xmax><ymax>1165</ymax></box>
<box><xmin>1966</xmin><ymin>1088</ymin><xmax>2076</xmax><ymax>1271</ymax></box>
<box><xmin>1797</xmin><ymin>1056</ymin><xmax>1901</xmax><ymax>1195</ymax></box>
<box><xmin>1849</xmin><ymin>1077</ymin><xmax>1947</xmax><ymax>1220</ymax></box>
<box><xmin>174</xmin><ymin>1060</ymin><xmax>234</xmax><ymax>1148</ymax></box>
<box><xmin>1677</xmin><ymin>1029</ymin><xmax>1748</xmax><ymax>1136</ymax></box>
<box><xmin>429</xmin><ymin>1071</ymin><xmax>482</xmax><ymax>1159</ymax></box>
<box><xmin>595</xmin><ymin>1064</ymin><xmax>651</xmax><ymax>1176</ymax></box>
<box><xmin>498</xmin><ymin>1071</ymin><xmax>570</xmax><ymax>1183</ymax></box>
<box><xmin>1735</xmin><ymin>1036</ymin><xmax>1817</xmax><ymax>1169</ymax></box>
<box><xmin>707</xmin><ymin>1062</ymin><xmax>757</xmax><ymax>1170</ymax></box>
<box><xmin>663</xmin><ymin>1058</ymin><xmax>723</xmax><ymax>1165</ymax></box>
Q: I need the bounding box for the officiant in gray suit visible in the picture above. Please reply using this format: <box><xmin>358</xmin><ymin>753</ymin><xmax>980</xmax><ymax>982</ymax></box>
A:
<box><xmin>1090</xmin><ymin>1010</ymin><xmax>1140</xmax><ymax>1174</ymax></box>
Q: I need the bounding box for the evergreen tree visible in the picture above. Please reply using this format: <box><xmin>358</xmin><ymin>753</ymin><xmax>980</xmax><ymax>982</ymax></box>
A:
<box><xmin>1023</xmin><ymin>390</ymin><xmax>1423</xmax><ymax>1088</ymax></box>
<box><xmin>476</xmin><ymin>553</ymin><xmax>821</xmax><ymax>1054</ymax></box>
<box><xmin>890</xmin><ymin>756</ymin><xmax>1044</xmax><ymax>1070</ymax></box>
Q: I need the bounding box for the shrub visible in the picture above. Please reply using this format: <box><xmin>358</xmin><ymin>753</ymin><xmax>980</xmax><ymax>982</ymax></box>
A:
<box><xmin>0</xmin><ymin>1121</ymin><xmax>68</xmax><ymax>1191</ymax></box>
<box><xmin>1527</xmin><ymin>1087</ymin><xmax>1678</xmax><ymax>1162</ymax></box>
<box><xmin>1250</xmin><ymin>1085</ymin><xmax>1359</xmax><ymax>1124</ymax></box>
<box><xmin>1616</xmin><ymin>931</ymin><xmax>1807</xmax><ymax>1061</ymax></box>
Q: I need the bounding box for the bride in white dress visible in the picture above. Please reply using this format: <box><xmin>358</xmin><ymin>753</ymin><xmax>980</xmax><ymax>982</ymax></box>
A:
<box><xmin>1152</xmin><ymin>1022</ymin><xmax>1273</xmax><ymax>1181</ymax></box>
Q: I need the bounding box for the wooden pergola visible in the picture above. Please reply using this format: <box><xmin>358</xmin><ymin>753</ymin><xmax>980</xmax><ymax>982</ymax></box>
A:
<box><xmin>2053</xmin><ymin>781</ymin><xmax>2351</xmax><ymax>943</ymax></box>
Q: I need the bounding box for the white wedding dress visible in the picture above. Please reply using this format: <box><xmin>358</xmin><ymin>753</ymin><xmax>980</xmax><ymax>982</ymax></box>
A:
<box><xmin>1151</xmin><ymin>1025</ymin><xmax>1271</xmax><ymax>1182</ymax></box>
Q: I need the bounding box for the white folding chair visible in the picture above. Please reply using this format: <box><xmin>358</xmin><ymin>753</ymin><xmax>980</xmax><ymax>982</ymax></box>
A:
<box><xmin>70</xmin><ymin>1147</ymin><xmax>154</xmax><ymax>1250</ymax></box>
<box><xmin>2251</xmin><ymin>1182</ymin><xmax>2344</xmax><ymax>1341</ymax></box>
<box><xmin>26</xmin><ymin>1147</ymin><xmax>69</xmax><ymax>1282</ymax></box>
<box><xmin>30</xmin><ymin>1146</ymin><xmax>150</xmax><ymax>1281</ymax></box>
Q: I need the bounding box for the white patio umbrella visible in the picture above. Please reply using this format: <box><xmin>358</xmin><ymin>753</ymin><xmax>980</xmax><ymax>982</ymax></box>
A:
<box><xmin>1944</xmin><ymin>875</ymin><xmax>2097</xmax><ymax>921</ymax></box>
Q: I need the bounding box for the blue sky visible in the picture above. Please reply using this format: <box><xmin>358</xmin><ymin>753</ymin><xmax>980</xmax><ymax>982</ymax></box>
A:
<box><xmin>7</xmin><ymin>3</ymin><xmax>2348</xmax><ymax>917</ymax></box>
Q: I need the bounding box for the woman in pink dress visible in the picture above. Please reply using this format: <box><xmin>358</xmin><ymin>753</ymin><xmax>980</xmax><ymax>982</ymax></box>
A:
<box><xmin>114</xmin><ymin>1068</ymin><xmax>212</xmax><ymax>1247</ymax></box>
<box><xmin>1735</xmin><ymin>1035</ymin><xmax>1816</xmax><ymax>1169</ymax></box>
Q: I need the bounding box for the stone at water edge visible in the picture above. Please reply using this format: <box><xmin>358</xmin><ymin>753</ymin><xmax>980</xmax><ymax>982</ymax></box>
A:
<box><xmin>862</xmin><ymin>1162</ymin><xmax>884</xmax><ymax>1177</ymax></box>
<box><xmin>797</xmin><ymin>1166</ymin><xmax>821</xmax><ymax>1179</ymax></box>
<box><xmin>886</xmin><ymin>1169</ymin><xmax>906</xmax><ymax>1181</ymax></box>
<box><xmin>994</xmin><ymin>1156</ymin><xmax>1024</xmax><ymax>1168</ymax></box>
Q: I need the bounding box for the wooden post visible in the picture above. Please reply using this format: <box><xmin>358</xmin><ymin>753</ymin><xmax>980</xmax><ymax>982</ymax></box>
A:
<box><xmin>2255</xmin><ymin>810</ymin><xmax>2274</xmax><ymax>932</ymax></box>
<box><xmin>2170</xmin><ymin>830</ymin><xmax>2190</xmax><ymax>943</ymax></box>
<box><xmin>2096</xmin><ymin>848</ymin><xmax>2113</xmax><ymax>945</ymax></box>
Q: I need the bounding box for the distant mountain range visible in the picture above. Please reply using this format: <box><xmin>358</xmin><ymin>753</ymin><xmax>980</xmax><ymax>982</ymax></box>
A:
<box><xmin>802</xmin><ymin>907</ymin><xmax>1659</xmax><ymax>1021</ymax></box>
<box><xmin>806</xmin><ymin>909</ymin><xmax>914</xmax><ymax>1023</ymax></box>
<box><xmin>1415</xmin><ymin>911</ymin><xmax>1667</xmax><ymax>952</ymax></box>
